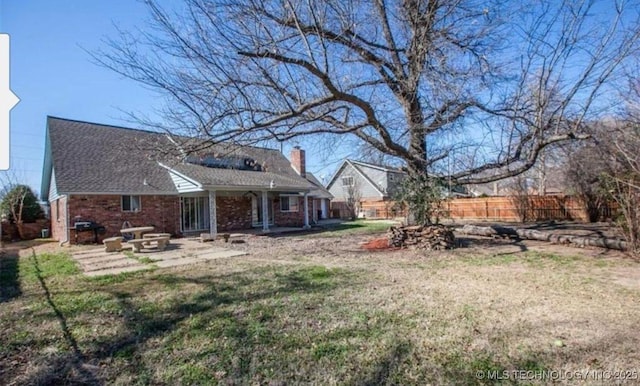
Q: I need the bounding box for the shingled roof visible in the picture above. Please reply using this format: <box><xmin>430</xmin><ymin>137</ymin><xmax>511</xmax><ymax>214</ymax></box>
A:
<box><xmin>42</xmin><ymin>117</ymin><xmax>319</xmax><ymax>198</ymax></box>
<box><xmin>43</xmin><ymin>117</ymin><xmax>178</xmax><ymax>196</ymax></box>
<box><xmin>305</xmin><ymin>173</ymin><xmax>333</xmax><ymax>199</ymax></box>
<box><xmin>168</xmin><ymin>163</ymin><xmax>316</xmax><ymax>190</ymax></box>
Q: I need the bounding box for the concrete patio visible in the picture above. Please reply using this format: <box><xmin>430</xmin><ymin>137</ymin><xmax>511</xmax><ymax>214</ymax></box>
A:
<box><xmin>71</xmin><ymin>238</ymin><xmax>249</xmax><ymax>277</ymax></box>
<box><xmin>71</xmin><ymin>220</ymin><xmax>349</xmax><ymax>276</ymax></box>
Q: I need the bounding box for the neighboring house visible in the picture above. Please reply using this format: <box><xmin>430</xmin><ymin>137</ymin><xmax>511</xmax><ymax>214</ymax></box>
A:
<box><xmin>468</xmin><ymin>166</ymin><xmax>568</xmax><ymax>197</ymax></box>
<box><xmin>326</xmin><ymin>159</ymin><xmax>406</xmax><ymax>202</ymax></box>
<box><xmin>41</xmin><ymin>117</ymin><xmax>332</xmax><ymax>244</ymax></box>
<box><xmin>326</xmin><ymin>159</ymin><xmax>406</xmax><ymax>218</ymax></box>
<box><xmin>326</xmin><ymin>159</ymin><xmax>468</xmax><ymax>218</ymax></box>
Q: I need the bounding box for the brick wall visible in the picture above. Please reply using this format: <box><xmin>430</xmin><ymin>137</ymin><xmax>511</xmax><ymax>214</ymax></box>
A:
<box><xmin>216</xmin><ymin>196</ymin><xmax>252</xmax><ymax>231</ymax></box>
<box><xmin>52</xmin><ymin>192</ymin><xmax>315</xmax><ymax>244</ymax></box>
<box><xmin>273</xmin><ymin>196</ymin><xmax>309</xmax><ymax>227</ymax></box>
<box><xmin>3</xmin><ymin>220</ymin><xmax>49</xmax><ymax>240</ymax></box>
<box><xmin>0</xmin><ymin>220</ymin><xmax>9</xmax><ymax>241</ymax></box>
<box><xmin>65</xmin><ymin>194</ymin><xmax>180</xmax><ymax>244</ymax></box>
<box><xmin>290</xmin><ymin>147</ymin><xmax>306</xmax><ymax>177</ymax></box>
<box><xmin>50</xmin><ymin>196</ymin><xmax>68</xmax><ymax>242</ymax></box>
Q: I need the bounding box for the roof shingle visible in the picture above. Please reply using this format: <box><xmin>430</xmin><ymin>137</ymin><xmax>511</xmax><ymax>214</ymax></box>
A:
<box><xmin>48</xmin><ymin>117</ymin><xmax>177</xmax><ymax>194</ymax></box>
<box><xmin>46</xmin><ymin>117</ymin><xmax>324</xmax><ymax>195</ymax></box>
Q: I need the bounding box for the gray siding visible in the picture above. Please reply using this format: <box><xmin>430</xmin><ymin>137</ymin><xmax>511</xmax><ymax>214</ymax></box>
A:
<box><xmin>386</xmin><ymin>171</ymin><xmax>406</xmax><ymax>197</ymax></box>
<box><xmin>48</xmin><ymin>169</ymin><xmax>59</xmax><ymax>201</ymax></box>
<box><xmin>328</xmin><ymin>163</ymin><xmax>382</xmax><ymax>201</ymax></box>
<box><xmin>354</xmin><ymin>164</ymin><xmax>387</xmax><ymax>194</ymax></box>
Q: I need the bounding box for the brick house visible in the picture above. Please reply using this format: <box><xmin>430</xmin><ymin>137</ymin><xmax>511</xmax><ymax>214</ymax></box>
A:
<box><xmin>41</xmin><ymin>117</ymin><xmax>332</xmax><ymax>244</ymax></box>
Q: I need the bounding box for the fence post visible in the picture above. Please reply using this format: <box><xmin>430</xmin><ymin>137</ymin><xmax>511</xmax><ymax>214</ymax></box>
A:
<box><xmin>485</xmin><ymin>200</ymin><xmax>489</xmax><ymax>219</ymax></box>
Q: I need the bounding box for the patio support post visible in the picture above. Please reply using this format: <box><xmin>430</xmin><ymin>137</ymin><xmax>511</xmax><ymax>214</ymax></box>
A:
<box><xmin>303</xmin><ymin>193</ymin><xmax>310</xmax><ymax>229</ymax></box>
<box><xmin>261</xmin><ymin>190</ymin><xmax>269</xmax><ymax>231</ymax></box>
<box><xmin>209</xmin><ymin>190</ymin><xmax>217</xmax><ymax>238</ymax></box>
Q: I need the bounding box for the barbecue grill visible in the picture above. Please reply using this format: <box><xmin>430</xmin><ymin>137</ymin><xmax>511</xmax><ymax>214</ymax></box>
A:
<box><xmin>71</xmin><ymin>220</ymin><xmax>106</xmax><ymax>244</ymax></box>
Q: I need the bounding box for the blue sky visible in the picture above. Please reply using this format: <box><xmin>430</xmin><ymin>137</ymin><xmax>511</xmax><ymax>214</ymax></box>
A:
<box><xmin>0</xmin><ymin>0</ymin><xmax>349</xmax><ymax>197</ymax></box>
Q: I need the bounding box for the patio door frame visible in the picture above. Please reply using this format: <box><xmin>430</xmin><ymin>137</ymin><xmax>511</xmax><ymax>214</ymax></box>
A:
<box><xmin>180</xmin><ymin>195</ymin><xmax>210</xmax><ymax>233</ymax></box>
<box><xmin>251</xmin><ymin>195</ymin><xmax>274</xmax><ymax>227</ymax></box>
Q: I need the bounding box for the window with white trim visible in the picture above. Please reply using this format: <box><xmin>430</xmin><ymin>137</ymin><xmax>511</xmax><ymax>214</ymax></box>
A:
<box><xmin>341</xmin><ymin>176</ymin><xmax>354</xmax><ymax>186</ymax></box>
<box><xmin>280</xmin><ymin>196</ymin><xmax>299</xmax><ymax>212</ymax></box>
<box><xmin>122</xmin><ymin>195</ymin><xmax>141</xmax><ymax>212</ymax></box>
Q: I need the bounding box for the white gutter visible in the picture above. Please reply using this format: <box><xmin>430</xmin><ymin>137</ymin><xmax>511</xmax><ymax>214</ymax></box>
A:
<box><xmin>59</xmin><ymin>191</ymin><xmax>178</xmax><ymax>196</ymax></box>
<box><xmin>202</xmin><ymin>185</ymin><xmax>312</xmax><ymax>192</ymax></box>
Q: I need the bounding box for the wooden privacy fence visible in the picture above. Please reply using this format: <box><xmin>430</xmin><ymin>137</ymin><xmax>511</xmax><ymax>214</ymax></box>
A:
<box><xmin>332</xmin><ymin>196</ymin><xmax>618</xmax><ymax>222</ymax></box>
<box><xmin>359</xmin><ymin>201</ymin><xmax>406</xmax><ymax>219</ymax></box>
<box><xmin>330</xmin><ymin>200</ymin><xmax>406</xmax><ymax>219</ymax></box>
<box><xmin>444</xmin><ymin>196</ymin><xmax>593</xmax><ymax>222</ymax></box>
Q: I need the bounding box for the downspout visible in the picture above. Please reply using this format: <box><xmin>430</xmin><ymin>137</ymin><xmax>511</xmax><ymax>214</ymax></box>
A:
<box><xmin>60</xmin><ymin>195</ymin><xmax>69</xmax><ymax>246</ymax></box>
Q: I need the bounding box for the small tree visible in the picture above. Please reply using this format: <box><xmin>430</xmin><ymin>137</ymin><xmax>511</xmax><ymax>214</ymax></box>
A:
<box><xmin>0</xmin><ymin>185</ymin><xmax>44</xmax><ymax>239</ymax></box>
<box><xmin>564</xmin><ymin>144</ymin><xmax>609</xmax><ymax>222</ymax></box>
<box><xmin>343</xmin><ymin>177</ymin><xmax>362</xmax><ymax>221</ymax></box>
<box><xmin>565</xmin><ymin>120</ymin><xmax>640</xmax><ymax>254</ymax></box>
<box><xmin>602</xmin><ymin>173</ymin><xmax>640</xmax><ymax>254</ymax></box>
<box><xmin>599</xmin><ymin>124</ymin><xmax>640</xmax><ymax>255</ymax></box>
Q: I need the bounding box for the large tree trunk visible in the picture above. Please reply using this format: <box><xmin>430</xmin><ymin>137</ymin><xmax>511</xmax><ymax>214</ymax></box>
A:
<box><xmin>459</xmin><ymin>224</ymin><xmax>628</xmax><ymax>251</ymax></box>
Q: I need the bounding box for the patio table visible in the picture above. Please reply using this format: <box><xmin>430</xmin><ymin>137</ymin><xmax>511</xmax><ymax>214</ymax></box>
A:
<box><xmin>120</xmin><ymin>226</ymin><xmax>154</xmax><ymax>240</ymax></box>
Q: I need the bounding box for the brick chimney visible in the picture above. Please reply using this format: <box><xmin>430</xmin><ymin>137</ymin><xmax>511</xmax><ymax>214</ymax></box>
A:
<box><xmin>290</xmin><ymin>146</ymin><xmax>306</xmax><ymax>178</ymax></box>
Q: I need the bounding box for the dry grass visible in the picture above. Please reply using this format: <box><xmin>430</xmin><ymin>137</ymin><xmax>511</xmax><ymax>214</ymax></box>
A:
<box><xmin>1</xmin><ymin>231</ymin><xmax>640</xmax><ymax>385</ymax></box>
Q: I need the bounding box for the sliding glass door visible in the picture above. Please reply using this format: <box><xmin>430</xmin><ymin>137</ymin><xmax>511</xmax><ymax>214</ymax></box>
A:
<box><xmin>181</xmin><ymin>196</ymin><xmax>210</xmax><ymax>232</ymax></box>
<box><xmin>251</xmin><ymin>196</ymin><xmax>274</xmax><ymax>227</ymax></box>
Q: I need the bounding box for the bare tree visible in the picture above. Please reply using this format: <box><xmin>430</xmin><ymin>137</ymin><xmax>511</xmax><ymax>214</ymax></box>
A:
<box><xmin>564</xmin><ymin>142</ymin><xmax>610</xmax><ymax>222</ymax></box>
<box><xmin>343</xmin><ymin>177</ymin><xmax>362</xmax><ymax>220</ymax></box>
<box><xmin>564</xmin><ymin>87</ymin><xmax>640</xmax><ymax>253</ymax></box>
<box><xmin>355</xmin><ymin>141</ymin><xmax>399</xmax><ymax>168</ymax></box>
<box><xmin>600</xmin><ymin>121</ymin><xmax>640</xmax><ymax>254</ymax></box>
<box><xmin>96</xmin><ymin>0</ymin><xmax>640</xmax><ymax>187</ymax></box>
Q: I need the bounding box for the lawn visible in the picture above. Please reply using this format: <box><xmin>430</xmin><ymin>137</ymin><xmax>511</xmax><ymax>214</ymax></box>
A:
<box><xmin>311</xmin><ymin>219</ymin><xmax>397</xmax><ymax>237</ymax></box>
<box><xmin>1</xmin><ymin>232</ymin><xmax>640</xmax><ymax>385</ymax></box>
